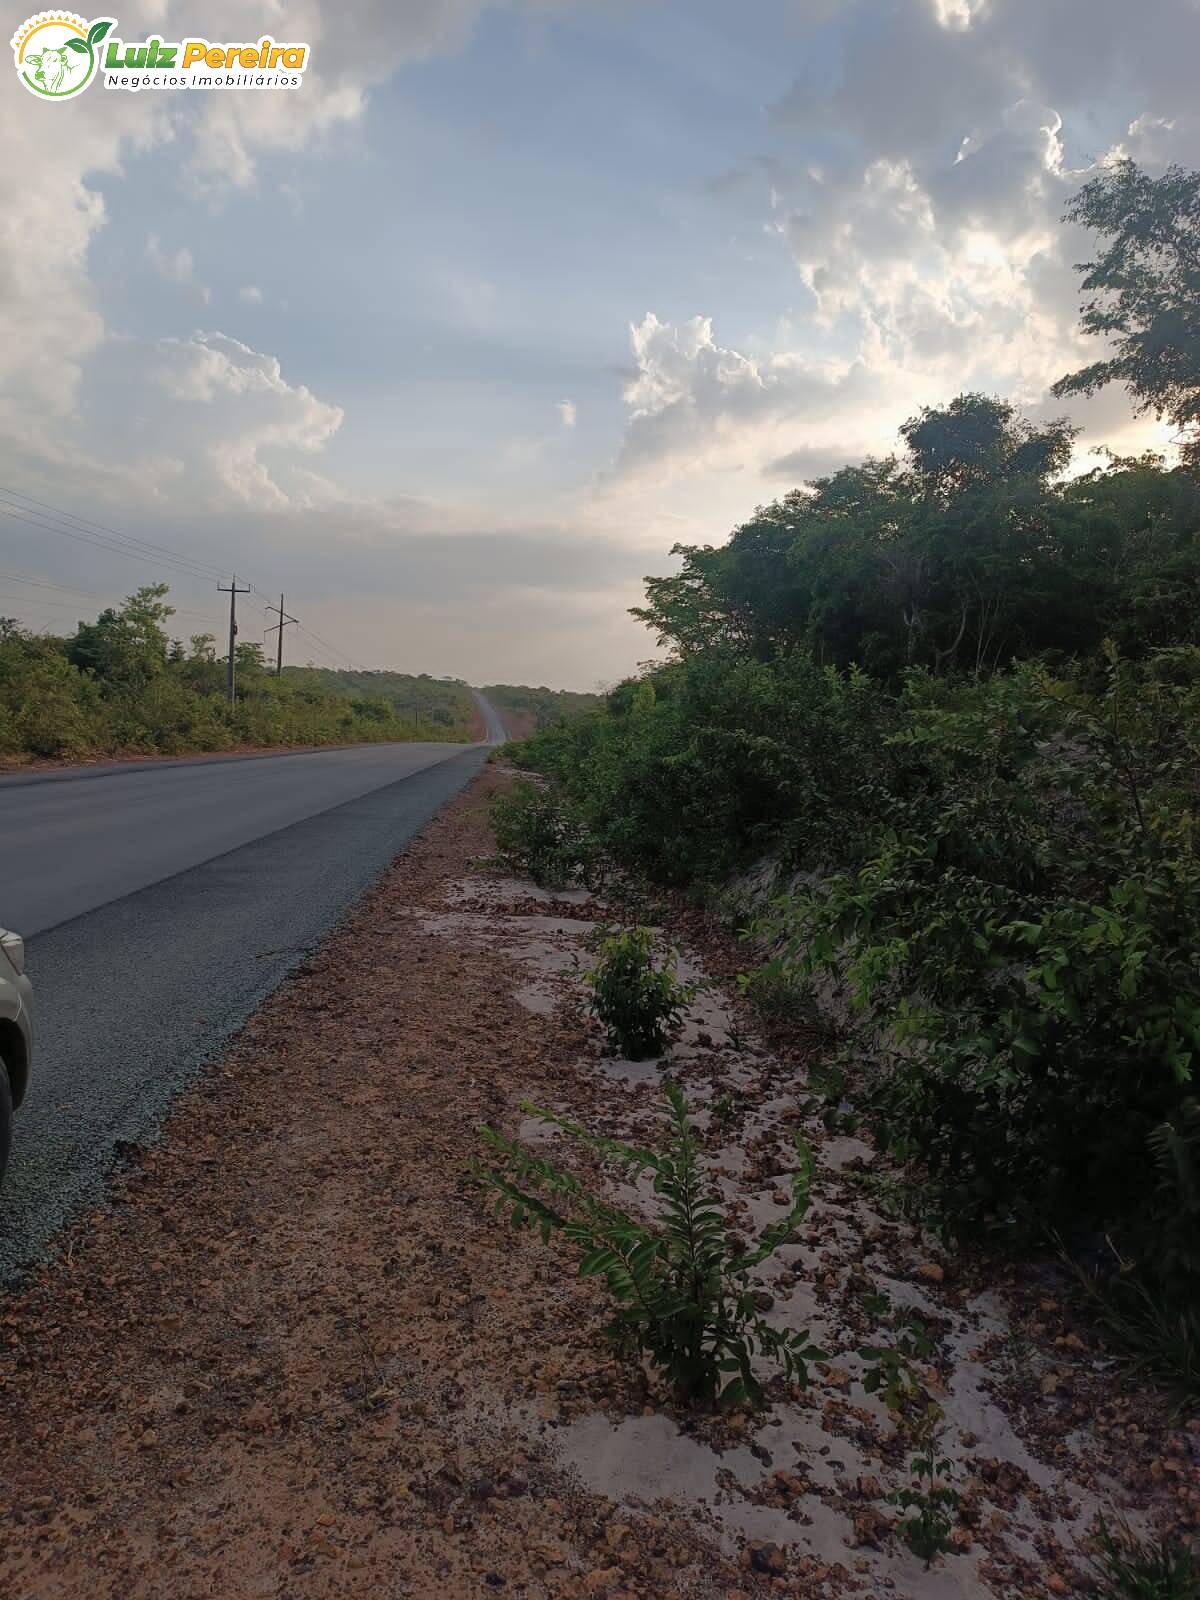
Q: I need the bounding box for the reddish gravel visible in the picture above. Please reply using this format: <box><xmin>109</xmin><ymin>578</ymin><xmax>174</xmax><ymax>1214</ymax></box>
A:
<box><xmin>0</xmin><ymin>770</ymin><xmax>746</xmax><ymax>1599</ymax></box>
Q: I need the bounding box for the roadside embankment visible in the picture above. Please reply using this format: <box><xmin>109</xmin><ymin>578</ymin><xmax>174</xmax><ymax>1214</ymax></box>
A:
<box><xmin>1</xmin><ymin>767</ymin><xmax>1194</xmax><ymax>1599</ymax></box>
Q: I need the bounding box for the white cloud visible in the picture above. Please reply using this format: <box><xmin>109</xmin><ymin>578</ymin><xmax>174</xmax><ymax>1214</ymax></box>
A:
<box><xmin>146</xmin><ymin>234</ymin><xmax>211</xmax><ymax>304</ymax></box>
<box><xmin>155</xmin><ymin>332</ymin><xmax>343</xmax><ymax>508</ymax></box>
<box><xmin>74</xmin><ymin>331</ymin><xmax>345</xmax><ymax>512</ymax></box>
<box><xmin>930</xmin><ymin>0</ymin><xmax>989</xmax><ymax>29</ymax></box>
<box><xmin>610</xmin><ymin>0</ymin><xmax>1200</xmax><ymax>497</ymax></box>
<box><xmin>0</xmin><ymin>68</ymin><xmax>166</xmax><ymax>437</ymax></box>
<box><xmin>179</xmin><ymin>0</ymin><xmax>594</xmax><ymax>193</ymax></box>
<box><xmin>762</xmin><ymin>0</ymin><xmax>1200</xmax><ymax>388</ymax></box>
<box><xmin>612</xmin><ymin>312</ymin><xmax>883</xmax><ymax>486</ymax></box>
<box><xmin>3</xmin><ymin>0</ymin><xmax>1198</xmax><ymax>690</ymax></box>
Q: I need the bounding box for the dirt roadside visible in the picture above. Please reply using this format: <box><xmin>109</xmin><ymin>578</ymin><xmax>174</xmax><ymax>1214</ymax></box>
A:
<box><xmin>1</xmin><ymin>767</ymin><xmax>1196</xmax><ymax>1599</ymax></box>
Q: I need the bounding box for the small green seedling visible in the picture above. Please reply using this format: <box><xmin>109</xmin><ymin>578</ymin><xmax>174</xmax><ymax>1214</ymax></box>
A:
<box><xmin>586</xmin><ymin>926</ymin><xmax>698</xmax><ymax>1059</ymax></box>
<box><xmin>889</xmin><ymin>1404</ymin><xmax>959</xmax><ymax>1566</ymax></box>
<box><xmin>473</xmin><ymin>1082</ymin><xmax>824</xmax><ymax>1406</ymax></box>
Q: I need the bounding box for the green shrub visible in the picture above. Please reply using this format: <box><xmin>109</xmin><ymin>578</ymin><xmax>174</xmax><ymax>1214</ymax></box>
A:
<box><xmin>0</xmin><ymin>596</ymin><xmax>484</xmax><ymax>764</ymax></box>
<box><xmin>753</xmin><ymin>652</ymin><xmax>1200</xmax><ymax>1307</ymax></box>
<box><xmin>586</xmin><ymin>926</ymin><xmax>696</xmax><ymax>1059</ymax></box>
<box><xmin>10</xmin><ymin>656</ymin><xmax>101</xmax><ymax>757</ymax></box>
<box><xmin>491</xmin><ymin>780</ymin><xmax>596</xmax><ymax>887</ymax></box>
<box><xmin>473</xmin><ymin>1082</ymin><xmax>824</xmax><ymax>1405</ymax></box>
<box><xmin>514</xmin><ymin>649</ymin><xmax>891</xmax><ymax>885</ymax></box>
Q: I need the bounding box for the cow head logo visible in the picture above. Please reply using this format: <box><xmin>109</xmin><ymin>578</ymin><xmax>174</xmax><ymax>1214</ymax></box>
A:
<box><xmin>11</xmin><ymin>12</ymin><xmax>113</xmax><ymax>98</ymax></box>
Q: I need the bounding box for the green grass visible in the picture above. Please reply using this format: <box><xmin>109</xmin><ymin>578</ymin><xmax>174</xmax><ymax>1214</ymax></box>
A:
<box><xmin>1089</xmin><ymin>1521</ymin><xmax>1200</xmax><ymax>1599</ymax></box>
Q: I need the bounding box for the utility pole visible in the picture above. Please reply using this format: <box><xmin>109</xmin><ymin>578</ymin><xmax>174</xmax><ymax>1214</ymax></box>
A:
<box><xmin>218</xmin><ymin>575</ymin><xmax>251</xmax><ymax>706</ymax></box>
<box><xmin>266</xmin><ymin>592</ymin><xmax>299</xmax><ymax>677</ymax></box>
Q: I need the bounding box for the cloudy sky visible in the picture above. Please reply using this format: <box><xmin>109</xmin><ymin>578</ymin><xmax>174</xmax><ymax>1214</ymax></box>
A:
<box><xmin>2</xmin><ymin>0</ymin><xmax>1197</xmax><ymax>688</ymax></box>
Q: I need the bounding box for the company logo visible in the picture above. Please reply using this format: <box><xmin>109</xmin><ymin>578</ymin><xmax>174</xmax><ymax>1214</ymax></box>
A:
<box><xmin>11</xmin><ymin>12</ymin><xmax>112</xmax><ymax>98</ymax></box>
<box><xmin>11</xmin><ymin>12</ymin><xmax>309</xmax><ymax>97</ymax></box>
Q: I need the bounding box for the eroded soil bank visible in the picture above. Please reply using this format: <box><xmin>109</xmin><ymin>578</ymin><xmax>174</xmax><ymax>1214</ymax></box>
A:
<box><xmin>1</xmin><ymin>767</ymin><xmax>1196</xmax><ymax>1599</ymax></box>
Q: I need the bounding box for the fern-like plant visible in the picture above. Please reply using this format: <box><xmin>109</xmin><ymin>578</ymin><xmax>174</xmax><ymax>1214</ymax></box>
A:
<box><xmin>1148</xmin><ymin>1099</ymin><xmax>1200</xmax><ymax>1298</ymax></box>
<box><xmin>472</xmin><ymin>1082</ymin><xmax>824</xmax><ymax>1405</ymax></box>
<box><xmin>586</xmin><ymin>926</ymin><xmax>697</xmax><ymax>1059</ymax></box>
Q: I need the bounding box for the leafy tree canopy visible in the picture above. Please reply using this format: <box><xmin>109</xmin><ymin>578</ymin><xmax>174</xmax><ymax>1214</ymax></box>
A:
<box><xmin>65</xmin><ymin>584</ymin><xmax>174</xmax><ymax>690</ymax></box>
<box><xmin>635</xmin><ymin>394</ymin><xmax>1200</xmax><ymax>679</ymax></box>
<box><xmin>1053</xmin><ymin>158</ymin><xmax>1200</xmax><ymax>473</ymax></box>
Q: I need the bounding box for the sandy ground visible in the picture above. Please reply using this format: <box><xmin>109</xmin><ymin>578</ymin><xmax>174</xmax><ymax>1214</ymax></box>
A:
<box><xmin>1</xmin><ymin>766</ymin><xmax>1196</xmax><ymax>1599</ymax></box>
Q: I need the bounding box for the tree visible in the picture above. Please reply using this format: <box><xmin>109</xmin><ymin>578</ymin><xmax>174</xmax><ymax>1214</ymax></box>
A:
<box><xmin>900</xmin><ymin>393</ymin><xmax>1074</xmax><ymax>502</ymax></box>
<box><xmin>65</xmin><ymin>584</ymin><xmax>174</xmax><ymax>691</ymax></box>
<box><xmin>634</xmin><ymin>395</ymin><xmax>1086</xmax><ymax>677</ymax></box>
<box><xmin>896</xmin><ymin>395</ymin><xmax>1078</xmax><ymax>672</ymax></box>
<box><xmin>1053</xmin><ymin>159</ymin><xmax>1200</xmax><ymax>474</ymax></box>
<box><xmin>234</xmin><ymin>640</ymin><xmax>267</xmax><ymax>681</ymax></box>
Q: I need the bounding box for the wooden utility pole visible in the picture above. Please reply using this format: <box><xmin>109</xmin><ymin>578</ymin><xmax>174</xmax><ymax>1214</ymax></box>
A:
<box><xmin>217</xmin><ymin>575</ymin><xmax>251</xmax><ymax>706</ymax></box>
<box><xmin>266</xmin><ymin>592</ymin><xmax>299</xmax><ymax>676</ymax></box>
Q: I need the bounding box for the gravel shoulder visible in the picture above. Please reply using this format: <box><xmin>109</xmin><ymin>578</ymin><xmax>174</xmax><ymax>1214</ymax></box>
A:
<box><xmin>1</xmin><ymin>766</ymin><xmax>1195</xmax><ymax>1599</ymax></box>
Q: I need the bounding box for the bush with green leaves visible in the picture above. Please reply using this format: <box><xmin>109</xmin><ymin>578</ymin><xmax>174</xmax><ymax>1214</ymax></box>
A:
<box><xmin>0</xmin><ymin>589</ymin><xmax>480</xmax><ymax>764</ymax></box>
<box><xmin>473</xmin><ymin>1082</ymin><xmax>824</xmax><ymax>1406</ymax></box>
<box><xmin>514</xmin><ymin>647</ymin><xmax>892</xmax><ymax>886</ymax></box>
<box><xmin>586</xmin><ymin>926</ymin><xmax>697</xmax><ymax>1059</ymax></box>
<box><xmin>490</xmin><ymin>779</ymin><xmax>597</xmax><ymax>888</ymax></box>
<box><xmin>753</xmin><ymin>650</ymin><xmax>1200</xmax><ymax>1313</ymax></box>
<box><xmin>509</xmin><ymin>325</ymin><xmax>1200</xmax><ymax>1377</ymax></box>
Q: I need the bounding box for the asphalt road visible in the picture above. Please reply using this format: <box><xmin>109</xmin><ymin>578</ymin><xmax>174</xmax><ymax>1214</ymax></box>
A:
<box><xmin>0</xmin><ymin>696</ymin><xmax>505</xmax><ymax>1277</ymax></box>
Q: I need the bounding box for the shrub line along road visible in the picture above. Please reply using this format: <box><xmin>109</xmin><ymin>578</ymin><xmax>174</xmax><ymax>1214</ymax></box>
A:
<box><xmin>0</xmin><ymin>692</ymin><xmax>506</xmax><ymax>1279</ymax></box>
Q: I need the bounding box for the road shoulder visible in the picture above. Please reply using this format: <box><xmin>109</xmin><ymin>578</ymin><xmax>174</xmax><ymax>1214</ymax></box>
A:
<box><xmin>1</xmin><ymin>768</ymin><xmax>1193</xmax><ymax>1599</ymax></box>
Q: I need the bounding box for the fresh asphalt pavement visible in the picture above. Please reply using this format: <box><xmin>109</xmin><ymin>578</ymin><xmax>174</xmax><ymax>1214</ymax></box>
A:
<box><xmin>0</xmin><ymin>695</ymin><xmax>506</xmax><ymax>1278</ymax></box>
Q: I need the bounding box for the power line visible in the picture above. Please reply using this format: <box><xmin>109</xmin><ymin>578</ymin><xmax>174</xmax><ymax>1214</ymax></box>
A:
<box><xmin>0</xmin><ymin>592</ymin><xmax>105</xmax><ymax>613</ymax></box>
<box><xmin>0</xmin><ymin>493</ymin><xmax>226</xmax><ymax>583</ymax></box>
<box><xmin>0</xmin><ymin>591</ymin><xmax>220</xmax><ymax>627</ymax></box>
<box><xmin>265</xmin><ymin>593</ymin><xmax>299</xmax><ymax>676</ymax></box>
<box><xmin>0</xmin><ymin>569</ymin><xmax>125</xmax><ymax>601</ymax></box>
<box><xmin>0</xmin><ymin>568</ymin><xmax>222</xmax><ymax>626</ymax></box>
<box><xmin>0</xmin><ymin>484</ymin><xmax>370</xmax><ymax>678</ymax></box>
<box><xmin>242</xmin><ymin>583</ymin><xmax>349</xmax><ymax>667</ymax></box>
<box><xmin>0</xmin><ymin>502</ymin><xmax>226</xmax><ymax>586</ymax></box>
<box><xmin>0</xmin><ymin>485</ymin><xmax>229</xmax><ymax>580</ymax></box>
<box><xmin>293</xmin><ymin>621</ymin><xmax>364</xmax><ymax>673</ymax></box>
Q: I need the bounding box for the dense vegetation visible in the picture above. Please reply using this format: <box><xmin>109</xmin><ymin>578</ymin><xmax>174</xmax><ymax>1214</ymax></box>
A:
<box><xmin>482</xmin><ymin>682</ymin><xmax>601</xmax><ymax>738</ymax></box>
<box><xmin>282</xmin><ymin>666</ymin><xmax>477</xmax><ymax>737</ymax></box>
<box><xmin>507</xmin><ymin>161</ymin><xmax>1200</xmax><ymax>1381</ymax></box>
<box><xmin>0</xmin><ymin>585</ymin><xmax>477</xmax><ymax>761</ymax></box>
